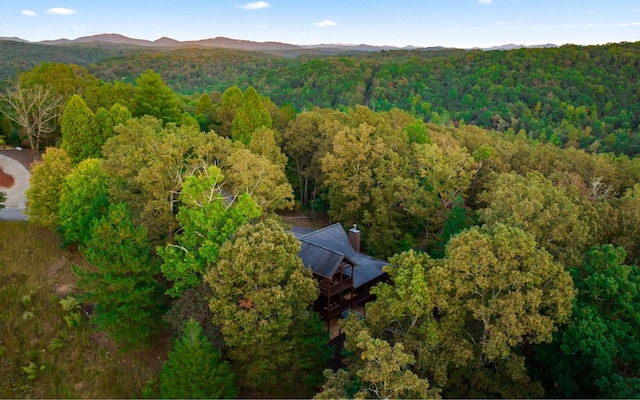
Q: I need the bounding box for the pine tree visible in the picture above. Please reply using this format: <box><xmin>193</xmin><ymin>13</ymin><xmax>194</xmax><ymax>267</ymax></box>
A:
<box><xmin>133</xmin><ymin>69</ymin><xmax>182</xmax><ymax>125</ymax></box>
<box><xmin>60</xmin><ymin>94</ymin><xmax>98</xmax><ymax>164</ymax></box>
<box><xmin>73</xmin><ymin>203</ymin><xmax>163</xmax><ymax>350</ymax></box>
<box><xmin>160</xmin><ymin>320</ymin><xmax>237</xmax><ymax>399</ymax></box>
<box><xmin>231</xmin><ymin>86</ymin><xmax>272</xmax><ymax>144</ymax></box>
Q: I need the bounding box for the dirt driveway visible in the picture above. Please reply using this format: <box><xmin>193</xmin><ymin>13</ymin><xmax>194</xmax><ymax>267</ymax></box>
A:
<box><xmin>0</xmin><ymin>149</ymin><xmax>33</xmax><ymax>221</ymax></box>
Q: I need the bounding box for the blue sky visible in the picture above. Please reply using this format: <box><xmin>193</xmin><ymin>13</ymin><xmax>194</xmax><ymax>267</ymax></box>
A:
<box><xmin>2</xmin><ymin>0</ymin><xmax>639</xmax><ymax>48</ymax></box>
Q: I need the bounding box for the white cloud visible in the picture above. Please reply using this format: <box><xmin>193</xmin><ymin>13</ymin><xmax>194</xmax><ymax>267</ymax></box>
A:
<box><xmin>45</xmin><ymin>7</ymin><xmax>77</xmax><ymax>16</ymax></box>
<box><xmin>20</xmin><ymin>10</ymin><xmax>37</xmax><ymax>17</ymax></box>
<box><xmin>478</xmin><ymin>0</ymin><xmax>493</xmax><ymax>4</ymax></box>
<box><xmin>620</xmin><ymin>22</ymin><xmax>640</xmax><ymax>27</ymax></box>
<box><xmin>237</xmin><ymin>1</ymin><xmax>270</xmax><ymax>10</ymax></box>
<box><xmin>313</xmin><ymin>19</ymin><xmax>337</xmax><ymax>27</ymax></box>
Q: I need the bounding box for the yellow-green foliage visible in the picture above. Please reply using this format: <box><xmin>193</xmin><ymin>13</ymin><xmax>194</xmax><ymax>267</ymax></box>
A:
<box><xmin>0</xmin><ymin>221</ymin><xmax>167</xmax><ymax>398</ymax></box>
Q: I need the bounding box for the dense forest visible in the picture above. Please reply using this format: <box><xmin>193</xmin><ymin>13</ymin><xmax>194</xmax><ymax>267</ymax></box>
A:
<box><xmin>1</xmin><ymin>41</ymin><xmax>640</xmax><ymax>398</ymax></box>
<box><xmin>2</xmin><ymin>40</ymin><xmax>640</xmax><ymax>154</ymax></box>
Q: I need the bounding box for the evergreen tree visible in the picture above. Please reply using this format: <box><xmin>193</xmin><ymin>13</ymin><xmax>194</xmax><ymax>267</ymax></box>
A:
<box><xmin>231</xmin><ymin>86</ymin><xmax>272</xmax><ymax>144</ymax></box>
<box><xmin>73</xmin><ymin>202</ymin><xmax>163</xmax><ymax>351</ymax></box>
<box><xmin>160</xmin><ymin>319</ymin><xmax>236</xmax><ymax>399</ymax></box>
<box><xmin>60</xmin><ymin>94</ymin><xmax>98</xmax><ymax>164</ymax></box>
<box><xmin>214</xmin><ymin>86</ymin><xmax>243</xmax><ymax>137</ymax></box>
<box><xmin>133</xmin><ymin>69</ymin><xmax>182</xmax><ymax>125</ymax></box>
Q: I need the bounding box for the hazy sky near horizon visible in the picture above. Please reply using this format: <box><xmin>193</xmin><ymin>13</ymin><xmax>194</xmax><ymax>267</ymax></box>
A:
<box><xmin>2</xmin><ymin>0</ymin><xmax>639</xmax><ymax>48</ymax></box>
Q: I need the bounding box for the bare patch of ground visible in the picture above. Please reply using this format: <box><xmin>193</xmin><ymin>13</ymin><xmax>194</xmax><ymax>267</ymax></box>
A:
<box><xmin>279</xmin><ymin>209</ymin><xmax>331</xmax><ymax>229</ymax></box>
<box><xmin>0</xmin><ymin>166</ymin><xmax>14</xmax><ymax>188</ymax></box>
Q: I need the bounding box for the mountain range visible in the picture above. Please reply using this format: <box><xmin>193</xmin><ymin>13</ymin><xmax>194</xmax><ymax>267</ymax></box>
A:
<box><xmin>0</xmin><ymin>33</ymin><xmax>557</xmax><ymax>52</ymax></box>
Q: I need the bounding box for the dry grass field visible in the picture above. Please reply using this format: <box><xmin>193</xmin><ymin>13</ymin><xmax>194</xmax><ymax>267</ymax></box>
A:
<box><xmin>0</xmin><ymin>221</ymin><xmax>169</xmax><ymax>398</ymax></box>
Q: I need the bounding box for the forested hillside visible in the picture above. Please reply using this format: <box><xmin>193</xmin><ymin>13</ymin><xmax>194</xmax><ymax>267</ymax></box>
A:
<box><xmin>86</xmin><ymin>42</ymin><xmax>640</xmax><ymax>155</ymax></box>
<box><xmin>2</xmin><ymin>40</ymin><xmax>640</xmax><ymax>154</ymax></box>
<box><xmin>1</xmin><ymin>43</ymin><xmax>640</xmax><ymax>398</ymax></box>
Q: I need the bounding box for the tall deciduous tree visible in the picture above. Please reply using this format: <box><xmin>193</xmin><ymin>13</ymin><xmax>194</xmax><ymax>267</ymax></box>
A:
<box><xmin>224</xmin><ymin>148</ymin><xmax>294</xmax><ymax>211</ymax></box>
<box><xmin>60</xmin><ymin>94</ymin><xmax>98</xmax><ymax>164</ymax></box>
<box><xmin>318</xmin><ymin>318</ymin><xmax>438</xmax><ymax>400</ymax></box>
<box><xmin>348</xmin><ymin>224</ymin><xmax>575</xmax><ymax>398</ymax></box>
<box><xmin>0</xmin><ymin>82</ymin><xmax>63</xmax><ymax>157</ymax></box>
<box><xmin>19</xmin><ymin>62</ymin><xmax>99</xmax><ymax>101</ymax></box>
<box><xmin>282</xmin><ymin>109</ymin><xmax>334</xmax><ymax>208</ymax></box>
<box><xmin>195</xmin><ymin>93</ymin><xmax>216</xmax><ymax>132</ymax></box>
<box><xmin>25</xmin><ymin>147</ymin><xmax>73</xmax><ymax>229</ymax></box>
<box><xmin>102</xmin><ymin>117</ymin><xmax>218</xmax><ymax>242</ymax></box>
<box><xmin>160</xmin><ymin>319</ymin><xmax>237</xmax><ymax>399</ymax></box>
<box><xmin>479</xmin><ymin>171</ymin><xmax>592</xmax><ymax>266</ymax></box>
<box><xmin>205</xmin><ymin>218</ymin><xmax>321</xmax><ymax>396</ymax></box>
<box><xmin>321</xmin><ymin>123</ymin><xmax>386</xmax><ymax>225</ymax></box>
<box><xmin>73</xmin><ymin>202</ymin><xmax>163</xmax><ymax>351</ymax></box>
<box><xmin>158</xmin><ymin>166</ymin><xmax>262</xmax><ymax>297</ymax></box>
<box><xmin>435</xmin><ymin>224</ymin><xmax>574</xmax><ymax>397</ymax></box>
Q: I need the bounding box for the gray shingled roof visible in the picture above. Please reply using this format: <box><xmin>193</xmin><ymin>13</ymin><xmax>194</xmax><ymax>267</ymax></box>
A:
<box><xmin>298</xmin><ymin>241</ymin><xmax>352</xmax><ymax>279</ymax></box>
<box><xmin>349</xmin><ymin>253</ymin><xmax>387</xmax><ymax>288</ymax></box>
<box><xmin>297</xmin><ymin>223</ymin><xmax>387</xmax><ymax>288</ymax></box>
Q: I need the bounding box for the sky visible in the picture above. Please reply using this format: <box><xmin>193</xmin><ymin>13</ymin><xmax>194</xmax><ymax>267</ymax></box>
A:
<box><xmin>1</xmin><ymin>0</ymin><xmax>639</xmax><ymax>48</ymax></box>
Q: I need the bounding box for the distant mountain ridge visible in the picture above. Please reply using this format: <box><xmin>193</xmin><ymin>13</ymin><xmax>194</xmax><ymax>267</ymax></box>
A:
<box><xmin>0</xmin><ymin>33</ymin><xmax>557</xmax><ymax>52</ymax></box>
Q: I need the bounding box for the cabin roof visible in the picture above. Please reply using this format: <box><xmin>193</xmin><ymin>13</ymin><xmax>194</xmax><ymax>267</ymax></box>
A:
<box><xmin>296</xmin><ymin>223</ymin><xmax>387</xmax><ymax>288</ymax></box>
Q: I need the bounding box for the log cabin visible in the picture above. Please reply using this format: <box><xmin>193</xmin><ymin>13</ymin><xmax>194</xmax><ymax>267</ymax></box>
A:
<box><xmin>294</xmin><ymin>223</ymin><xmax>388</xmax><ymax>331</ymax></box>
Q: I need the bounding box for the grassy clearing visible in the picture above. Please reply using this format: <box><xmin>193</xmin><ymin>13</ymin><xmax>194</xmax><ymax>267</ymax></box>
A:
<box><xmin>0</xmin><ymin>221</ymin><xmax>169</xmax><ymax>398</ymax></box>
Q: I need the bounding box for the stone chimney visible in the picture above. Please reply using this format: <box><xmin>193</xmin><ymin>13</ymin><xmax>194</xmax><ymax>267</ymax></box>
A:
<box><xmin>349</xmin><ymin>224</ymin><xmax>361</xmax><ymax>253</ymax></box>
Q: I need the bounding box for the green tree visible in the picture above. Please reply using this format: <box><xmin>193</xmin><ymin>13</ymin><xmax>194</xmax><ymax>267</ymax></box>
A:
<box><xmin>94</xmin><ymin>102</ymin><xmax>131</xmax><ymax>153</ymax></box>
<box><xmin>0</xmin><ymin>191</ymin><xmax>5</xmax><ymax>210</ymax></box>
<box><xmin>205</xmin><ymin>218</ymin><xmax>320</xmax><ymax>396</ymax></box>
<box><xmin>133</xmin><ymin>69</ymin><xmax>182</xmax><ymax>125</ymax></box>
<box><xmin>73</xmin><ymin>202</ymin><xmax>163</xmax><ymax>351</ymax></box>
<box><xmin>479</xmin><ymin>171</ymin><xmax>592</xmax><ymax>266</ymax></box>
<box><xmin>436</xmin><ymin>224</ymin><xmax>574</xmax><ymax>397</ymax></box>
<box><xmin>321</xmin><ymin>123</ymin><xmax>386</xmax><ymax>225</ymax></box>
<box><xmin>19</xmin><ymin>62</ymin><xmax>99</xmax><ymax>101</ymax></box>
<box><xmin>358</xmin><ymin>224</ymin><xmax>575</xmax><ymax>398</ymax></box>
<box><xmin>318</xmin><ymin>320</ymin><xmax>438</xmax><ymax>400</ymax></box>
<box><xmin>535</xmin><ymin>245</ymin><xmax>640</xmax><ymax>398</ymax></box>
<box><xmin>58</xmin><ymin>158</ymin><xmax>110</xmax><ymax>245</ymax></box>
<box><xmin>282</xmin><ymin>109</ymin><xmax>341</xmax><ymax>208</ymax></box>
<box><xmin>102</xmin><ymin>117</ymin><xmax>220</xmax><ymax>242</ymax></box>
<box><xmin>0</xmin><ymin>114</ymin><xmax>12</xmax><ymax>144</ymax></box>
<box><xmin>214</xmin><ymin>86</ymin><xmax>243</xmax><ymax>137</ymax></box>
<box><xmin>195</xmin><ymin>93</ymin><xmax>216</xmax><ymax>132</ymax></box>
<box><xmin>224</xmin><ymin>148</ymin><xmax>294</xmax><ymax>211</ymax></box>
<box><xmin>231</xmin><ymin>86</ymin><xmax>272</xmax><ymax>144</ymax></box>
<box><xmin>60</xmin><ymin>94</ymin><xmax>99</xmax><ymax>164</ymax></box>
<box><xmin>248</xmin><ymin>126</ymin><xmax>287</xmax><ymax>167</ymax></box>
<box><xmin>25</xmin><ymin>147</ymin><xmax>73</xmax><ymax>229</ymax></box>
<box><xmin>610</xmin><ymin>184</ymin><xmax>640</xmax><ymax>265</ymax></box>
<box><xmin>160</xmin><ymin>319</ymin><xmax>236</xmax><ymax>399</ymax></box>
<box><xmin>158</xmin><ymin>166</ymin><xmax>262</xmax><ymax>297</ymax></box>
